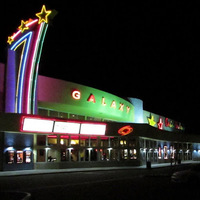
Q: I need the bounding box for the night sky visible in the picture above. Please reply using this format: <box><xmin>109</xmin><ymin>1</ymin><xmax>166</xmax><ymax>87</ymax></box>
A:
<box><xmin>1</xmin><ymin>1</ymin><xmax>200</xmax><ymax>134</ymax></box>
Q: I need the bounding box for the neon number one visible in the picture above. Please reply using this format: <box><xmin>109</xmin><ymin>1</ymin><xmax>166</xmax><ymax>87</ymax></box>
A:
<box><xmin>6</xmin><ymin>5</ymin><xmax>53</xmax><ymax>114</ymax></box>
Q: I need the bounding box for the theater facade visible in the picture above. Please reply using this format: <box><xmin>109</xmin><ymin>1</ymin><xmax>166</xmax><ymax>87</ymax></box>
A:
<box><xmin>0</xmin><ymin>5</ymin><xmax>200</xmax><ymax>171</ymax></box>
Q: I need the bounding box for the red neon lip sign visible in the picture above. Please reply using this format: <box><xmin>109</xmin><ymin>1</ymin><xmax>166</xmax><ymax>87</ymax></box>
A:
<box><xmin>118</xmin><ymin>125</ymin><xmax>133</xmax><ymax>136</ymax></box>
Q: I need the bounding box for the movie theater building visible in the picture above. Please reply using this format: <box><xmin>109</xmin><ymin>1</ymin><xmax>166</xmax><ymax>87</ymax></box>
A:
<box><xmin>1</xmin><ymin>5</ymin><xmax>200</xmax><ymax>171</ymax></box>
<box><xmin>1</xmin><ymin>69</ymin><xmax>200</xmax><ymax>171</ymax></box>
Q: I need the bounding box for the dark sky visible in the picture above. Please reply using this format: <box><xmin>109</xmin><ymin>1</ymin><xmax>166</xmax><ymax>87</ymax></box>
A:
<box><xmin>1</xmin><ymin>1</ymin><xmax>200</xmax><ymax>134</ymax></box>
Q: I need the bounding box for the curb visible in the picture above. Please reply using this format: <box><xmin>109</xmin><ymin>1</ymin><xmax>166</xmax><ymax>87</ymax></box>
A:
<box><xmin>0</xmin><ymin>161</ymin><xmax>199</xmax><ymax>177</ymax></box>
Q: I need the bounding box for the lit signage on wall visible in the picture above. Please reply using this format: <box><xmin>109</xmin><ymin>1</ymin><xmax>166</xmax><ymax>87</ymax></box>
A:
<box><xmin>147</xmin><ymin>115</ymin><xmax>156</xmax><ymax>127</ymax></box>
<box><xmin>87</xmin><ymin>94</ymin><xmax>96</xmax><ymax>103</ymax></box>
<box><xmin>118</xmin><ymin>125</ymin><xmax>133</xmax><ymax>136</ymax></box>
<box><xmin>71</xmin><ymin>91</ymin><xmax>131</xmax><ymax>114</ymax></box>
<box><xmin>157</xmin><ymin>117</ymin><xmax>164</xmax><ymax>130</ymax></box>
<box><xmin>21</xmin><ymin>116</ymin><xmax>106</xmax><ymax>135</ymax></box>
<box><xmin>72</xmin><ymin>90</ymin><xmax>81</xmax><ymax>100</ymax></box>
<box><xmin>147</xmin><ymin>114</ymin><xmax>184</xmax><ymax>131</ymax></box>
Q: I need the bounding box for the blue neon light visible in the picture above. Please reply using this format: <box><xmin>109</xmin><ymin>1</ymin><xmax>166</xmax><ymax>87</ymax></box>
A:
<box><xmin>10</xmin><ymin>32</ymin><xmax>32</xmax><ymax>113</ymax></box>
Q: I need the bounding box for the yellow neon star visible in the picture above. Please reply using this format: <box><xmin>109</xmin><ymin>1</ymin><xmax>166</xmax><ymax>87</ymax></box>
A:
<box><xmin>36</xmin><ymin>5</ymin><xmax>52</xmax><ymax>24</ymax></box>
<box><xmin>7</xmin><ymin>36</ymin><xmax>14</xmax><ymax>45</ymax></box>
<box><xmin>148</xmin><ymin>115</ymin><xmax>156</xmax><ymax>126</ymax></box>
<box><xmin>18</xmin><ymin>20</ymin><xmax>29</xmax><ymax>33</ymax></box>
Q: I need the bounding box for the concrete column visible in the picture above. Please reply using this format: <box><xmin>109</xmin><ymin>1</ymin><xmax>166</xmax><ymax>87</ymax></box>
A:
<box><xmin>108</xmin><ymin>148</ymin><xmax>112</xmax><ymax>161</ymax></box>
<box><xmin>88</xmin><ymin>149</ymin><xmax>91</xmax><ymax>161</ymax></box>
<box><xmin>45</xmin><ymin>136</ymin><xmax>48</xmax><ymax>162</ymax></box>
<box><xmin>68</xmin><ymin>148</ymin><xmax>72</xmax><ymax>162</ymax></box>
<box><xmin>33</xmin><ymin>135</ymin><xmax>37</xmax><ymax>163</ymax></box>
<box><xmin>108</xmin><ymin>137</ymin><xmax>111</xmax><ymax>147</ymax></box>
<box><xmin>45</xmin><ymin>148</ymin><xmax>49</xmax><ymax>162</ymax></box>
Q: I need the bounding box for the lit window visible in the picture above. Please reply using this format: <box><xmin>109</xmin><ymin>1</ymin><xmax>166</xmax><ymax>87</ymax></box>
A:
<box><xmin>60</xmin><ymin>139</ymin><xmax>64</xmax><ymax>145</ymax></box>
<box><xmin>25</xmin><ymin>151</ymin><xmax>31</xmax><ymax>163</ymax></box>
<box><xmin>120</xmin><ymin>140</ymin><xmax>127</xmax><ymax>146</ymax></box>
<box><xmin>164</xmin><ymin>146</ymin><xmax>168</xmax><ymax>159</ymax></box>
<box><xmin>158</xmin><ymin>147</ymin><xmax>162</xmax><ymax>159</ymax></box>
<box><xmin>130</xmin><ymin>149</ymin><xmax>137</xmax><ymax>159</ymax></box>
<box><xmin>17</xmin><ymin>150</ymin><xmax>23</xmax><ymax>163</ymax></box>
<box><xmin>170</xmin><ymin>146</ymin><xmax>175</xmax><ymax>159</ymax></box>
<box><xmin>60</xmin><ymin>136</ymin><xmax>69</xmax><ymax>146</ymax></box>
<box><xmin>48</xmin><ymin>136</ymin><xmax>57</xmax><ymax>145</ymax></box>
<box><xmin>71</xmin><ymin>140</ymin><xmax>79</xmax><ymax>146</ymax></box>
<box><xmin>7</xmin><ymin>151</ymin><xmax>15</xmax><ymax>164</ymax></box>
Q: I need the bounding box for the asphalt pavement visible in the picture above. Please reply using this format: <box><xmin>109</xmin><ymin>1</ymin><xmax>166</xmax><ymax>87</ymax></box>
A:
<box><xmin>1</xmin><ymin>161</ymin><xmax>200</xmax><ymax>200</ymax></box>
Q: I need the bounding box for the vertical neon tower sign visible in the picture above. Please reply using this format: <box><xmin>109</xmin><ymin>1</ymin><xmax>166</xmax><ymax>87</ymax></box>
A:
<box><xmin>6</xmin><ymin>5</ymin><xmax>52</xmax><ymax>114</ymax></box>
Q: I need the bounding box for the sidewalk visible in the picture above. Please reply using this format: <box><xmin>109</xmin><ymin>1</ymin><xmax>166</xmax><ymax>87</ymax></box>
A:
<box><xmin>0</xmin><ymin>160</ymin><xmax>200</xmax><ymax>177</ymax></box>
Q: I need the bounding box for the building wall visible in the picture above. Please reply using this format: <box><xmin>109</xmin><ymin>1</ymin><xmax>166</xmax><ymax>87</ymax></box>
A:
<box><xmin>0</xmin><ymin>63</ymin><xmax>5</xmax><ymax>112</ymax></box>
<box><xmin>128</xmin><ymin>98</ymin><xmax>143</xmax><ymax>123</ymax></box>
<box><xmin>143</xmin><ymin>110</ymin><xmax>184</xmax><ymax>132</ymax></box>
<box><xmin>37</xmin><ymin>76</ymin><xmax>134</xmax><ymax>122</ymax></box>
<box><xmin>3</xmin><ymin>132</ymin><xmax>34</xmax><ymax>171</ymax></box>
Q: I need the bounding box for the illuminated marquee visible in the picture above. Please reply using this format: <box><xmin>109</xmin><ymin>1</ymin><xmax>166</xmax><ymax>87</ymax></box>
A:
<box><xmin>80</xmin><ymin>123</ymin><xmax>106</xmax><ymax>135</ymax></box>
<box><xmin>54</xmin><ymin>121</ymin><xmax>80</xmax><ymax>134</ymax></box>
<box><xmin>21</xmin><ymin>116</ymin><xmax>106</xmax><ymax>135</ymax></box>
<box><xmin>6</xmin><ymin>5</ymin><xmax>53</xmax><ymax>114</ymax></box>
<box><xmin>22</xmin><ymin>117</ymin><xmax>54</xmax><ymax>132</ymax></box>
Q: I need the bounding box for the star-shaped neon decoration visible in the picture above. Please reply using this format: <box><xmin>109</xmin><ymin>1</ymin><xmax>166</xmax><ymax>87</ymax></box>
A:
<box><xmin>7</xmin><ymin>36</ymin><xmax>14</xmax><ymax>45</ymax></box>
<box><xmin>157</xmin><ymin>117</ymin><xmax>164</xmax><ymax>130</ymax></box>
<box><xmin>18</xmin><ymin>20</ymin><xmax>29</xmax><ymax>33</ymax></box>
<box><xmin>148</xmin><ymin>115</ymin><xmax>156</xmax><ymax>126</ymax></box>
<box><xmin>36</xmin><ymin>5</ymin><xmax>52</xmax><ymax>24</ymax></box>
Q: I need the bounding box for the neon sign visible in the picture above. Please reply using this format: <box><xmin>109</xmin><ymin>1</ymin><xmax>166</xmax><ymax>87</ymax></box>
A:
<box><xmin>18</xmin><ymin>20</ymin><xmax>29</xmax><ymax>33</ymax></box>
<box><xmin>119</xmin><ymin>103</ymin><xmax>124</xmax><ymax>111</ymax></box>
<box><xmin>157</xmin><ymin>117</ymin><xmax>164</xmax><ymax>130</ymax></box>
<box><xmin>71</xmin><ymin>90</ymin><xmax>131</xmax><ymax>114</ymax></box>
<box><xmin>118</xmin><ymin>125</ymin><xmax>133</xmax><ymax>136</ymax></box>
<box><xmin>72</xmin><ymin>90</ymin><xmax>81</xmax><ymax>100</ymax></box>
<box><xmin>101</xmin><ymin>97</ymin><xmax>106</xmax><ymax>106</ymax></box>
<box><xmin>147</xmin><ymin>114</ymin><xmax>156</xmax><ymax>126</ymax></box>
<box><xmin>147</xmin><ymin>115</ymin><xmax>184</xmax><ymax>131</ymax></box>
<box><xmin>6</xmin><ymin>5</ymin><xmax>53</xmax><ymax>114</ymax></box>
<box><xmin>35</xmin><ymin>5</ymin><xmax>52</xmax><ymax>24</ymax></box>
<box><xmin>111</xmin><ymin>100</ymin><xmax>116</xmax><ymax>109</ymax></box>
<box><xmin>165</xmin><ymin>118</ymin><xmax>174</xmax><ymax>128</ymax></box>
<box><xmin>87</xmin><ymin>94</ymin><xmax>96</xmax><ymax>103</ymax></box>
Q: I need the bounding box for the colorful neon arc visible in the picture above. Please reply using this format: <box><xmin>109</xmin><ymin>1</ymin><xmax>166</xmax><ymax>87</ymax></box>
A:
<box><xmin>7</xmin><ymin>5</ymin><xmax>52</xmax><ymax>114</ymax></box>
<box><xmin>10</xmin><ymin>32</ymin><xmax>33</xmax><ymax>113</ymax></box>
